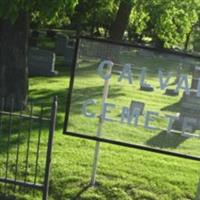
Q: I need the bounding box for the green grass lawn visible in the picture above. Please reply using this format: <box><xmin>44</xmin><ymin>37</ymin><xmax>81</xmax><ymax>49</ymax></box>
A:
<box><xmin>0</xmin><ymin>38</ymin><xmax>200</xmax><ymax>200</ymax></box>
<box><xmin>31</xmin><ymin>64</ymin><xmax>200</xmax><ymax>200</ymax></box>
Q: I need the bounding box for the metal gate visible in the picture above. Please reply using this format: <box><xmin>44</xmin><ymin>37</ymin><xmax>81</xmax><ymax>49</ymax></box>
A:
<box><xmin>0</xmin><ymin>96</ymin><xmax>57</xmax><ymax>200</ymax></box>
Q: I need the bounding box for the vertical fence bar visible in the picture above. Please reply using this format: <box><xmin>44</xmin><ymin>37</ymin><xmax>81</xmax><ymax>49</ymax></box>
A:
<box><xmin>195</xmin><ymin>178</ymin><xmax>200</xmax><ymax>200</ymax></box>
<box><xmin>0</xmin><ymin>97</ymin><xmax>5</xmax><ymax>193</ymax></box>
<box><xmin>14</xmin><ymin>103</ymin><xmax>24</xmax><ymax>192</ymax></box>
<box><xmin>34</xmin><ymin>106</ymin><xmax>43</xmax><ymax>185</ymax></box>
<box><xmin>0</xmin><ymin>97</ymin><xmax>4</xmax><ymax>187</ymax></box>
<box><xmin>24</xmin><ymin>102</ymin><xmax>33</xmax><ymax>182</ymax></box>
<box><xmin>0</xmin><ymin>97</ymin><xmax>5</xmax><ymax>134</ymax></box>
<box><xmin>43</xmin><ymin>97</ymin><xmax>57</xmax><ymax>200</ymax></box>
<box><xmin>4</xmin><ymin>97</ymin><xmax>14</xmax><ymax>193</ymax></box>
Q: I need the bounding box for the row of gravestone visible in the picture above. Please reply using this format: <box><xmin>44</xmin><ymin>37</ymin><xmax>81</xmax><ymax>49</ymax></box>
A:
<box><xmin>28</xmin><ymin>34</ymin><xmax>75</xmax><ymax>77</ymax></box>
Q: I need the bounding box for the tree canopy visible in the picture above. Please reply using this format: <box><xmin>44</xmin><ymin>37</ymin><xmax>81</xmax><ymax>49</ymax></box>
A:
<box><xmin>0</xmin><ymin>0</ymin><xmax>78</xmax><ymax>26</ymax></box>
<box><xmin>1</xmin><ymin>0</ymin><xmax>200</xmax><ymax>49</ymax></box>
<box><xmin>71</xmin><ymin>0</ymin><xmax>118</xmax><ymax>35</ymax></box>
<box><xmin>129</xmin><ymin>0</ymin><xmax>200</xmax><ymax>48</ymax></box>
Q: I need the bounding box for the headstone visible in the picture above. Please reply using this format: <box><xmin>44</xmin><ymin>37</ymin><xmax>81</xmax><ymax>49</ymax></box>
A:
<box><xmin>129</xmin><ymin>101</ymin><xmax>145</xmax><ymax>116</ymax></box>
<box><xmin>191</xmin><ymin>66</ymin><xmax>200</xmax><ymax>89</ymax></box>
<box><xmin>55</xmin><ymin>34</ymin><xmax>69</xmax><ymax>55</ymax></box>
<box><xmin>28</xmin><ymin>48</ymin><xmax>58</xmax><ymax>76</ymax></box>
<box><xmin>64</xmin><ymin>45</ymin><xmax>75</xmax><ymax>67</ymax></box>
<box><xmin>174</xmin><ymin>66</ymin><xmax>200</xmax><ymax>131</ymax></box>
<box><xmin>165</xmin><ymin>89</ymin><xmax>179</xmax><ymax>96</ymax></box>
<box><xmin>140</xmin><ymin>83</ymin><xmax>154</xmax><ymax>91</ymax></box>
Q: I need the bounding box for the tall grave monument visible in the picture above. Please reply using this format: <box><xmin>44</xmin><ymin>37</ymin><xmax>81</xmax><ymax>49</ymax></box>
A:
<box><xmin>175</xmin><ymin>66</ymin><xmax>200</xmax><ymax>132</ymax></box>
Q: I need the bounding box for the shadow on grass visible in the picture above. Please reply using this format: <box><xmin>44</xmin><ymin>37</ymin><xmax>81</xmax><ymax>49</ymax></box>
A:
<box><xmin>71</xmin><ymin>183</ymin><xmax>91</xmax><ymax>200</ymax></box>
<box><xmin>146</xmin><ymin>131</ymin><xmax>187</xmax><ymax>148</ymax></box>
<box><xmin>29</xmin><ymin>85</ymin><xmax>125</xmax><ymax>131</ymax></box>
<box><xmin>161</xmin><ymin>100</ymin><xmax>182</xmax><ymax>113</ymax></box>
<box><xmin>0</xmin><ymin>134</ymin><xmax>24</xmax><ymax>154</ymax></box>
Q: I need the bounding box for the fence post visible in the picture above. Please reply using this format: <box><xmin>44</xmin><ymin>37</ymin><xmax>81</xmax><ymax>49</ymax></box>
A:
<box><xmin>195</xmin><ymin>178</ymin><xmax>200</xmax><ymax>200</ymax></box>
<box><xmin>43</xmin><ymin>97</ymin><xmax>57</xmax><ymax>200</ymax></box>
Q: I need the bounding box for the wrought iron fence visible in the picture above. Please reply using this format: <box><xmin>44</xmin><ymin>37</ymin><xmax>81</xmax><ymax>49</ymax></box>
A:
<box><xmin>0</xmin><ymin>96</ymin><xmax>57</xmax><ymax>200</ymax></box>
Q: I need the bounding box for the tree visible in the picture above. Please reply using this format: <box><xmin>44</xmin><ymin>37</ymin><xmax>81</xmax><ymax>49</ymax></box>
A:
<box><xmin>128</xmin><ymin>3</ymin><xmax>150</xmax><ymax>42</ymax></box>
<box><xmin>128</xmin><ymin>0</ymin><xmax>200</xmax><ymax>49</ymax></box>
<box><xmin>71</xmin><ymin>0</ymin><xmax>117</xmax><ymax>36</ymax></box>
<box><xmin>31</xmin><ymin>0</ymin><xmax>78</xmax><ymax>28</ymax></box>
<box><xmin>192</xmin><ymin>23</ymin><xmax>200</xmax><ymax>52</ymax></box>
<box><xmin>109</xmin><ymin>0</ymin><xmax>134</xmax><ymax>41</ymax></box>
<box><xmin>0</xmin><ymin>0</ymin><xmax>77</xmax><ymax>107</ymax></box>
<box><xmin>0</xmin><ymin>7</ymin><xmax>29</xmax><ymax>108</ymax></box>
<box><xmin>153</xmin><ymin>0</ymin><xmax>199</xmax><ymax>48</ymax></box>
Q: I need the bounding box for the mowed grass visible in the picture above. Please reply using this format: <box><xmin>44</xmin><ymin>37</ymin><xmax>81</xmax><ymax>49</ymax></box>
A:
<box><xmin>0</xmin><ymin>39</ymin><xmax>200</xmax><ymax>200</ymax></box>
<box><xmin>68</xmin><ymin>44</ymin><xmax>200</xmax><ymax>157</ymax></box>
<box><xmin>31</xmin><ymin>62</ymin><xmax>200</xmax><ymax>200</ymax></box>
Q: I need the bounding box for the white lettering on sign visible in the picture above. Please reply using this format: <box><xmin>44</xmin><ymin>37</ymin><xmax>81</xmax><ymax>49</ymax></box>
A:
<box><xmin>118</xmin><ymin>64</ymin><xmax>133</xmax><ymax>84</ymax></box>
<box><xmin>102</xmin><ymin>103</ymin><xmax>116</xmax><ymax>122</ymax></box>
<box><xmin>144</xmin><ymin>111</ymin><xmax>159</xmax><ymax>130</ymax></box>
<box><xmin>81</xmin><ymin>60</ymin><xmax>200</xmax><ymax>137</ymax></box>
<box><xmin>140</xmin><ymin>67</ymin><xmax>146</xmax><ymax>87</ymax></box>
<box><xmin>159</xmin><ymin>70</ymin><xmax>173</xmax><ymax>90</ymax></box>
<box><xmin>97</xmin><ymin>60</ymin><xmax>113</xmax><ymax>80</ymax></box>
<box><xmin>120</xmin><ymin>106</ymin><xmax>140</xmax><ymax>126</ymax></box>
<box><xmin>81</xmin><ymin>99</ymin><xmax>200</xmax><ymax>137</ymax></box>
<box><xmin>95</xmin><ymin>60</ymin><xmax>200</xmax><ymax>96</ymax></box>
<box><xmin>82</xmin><ymin>99</ymin><xmax>97</xmax><ymax>118</ymax></box>
<box><xmin>175</xmin><ymin>75</ymin><xmax>190</xmax><ymax>95</ymax></box>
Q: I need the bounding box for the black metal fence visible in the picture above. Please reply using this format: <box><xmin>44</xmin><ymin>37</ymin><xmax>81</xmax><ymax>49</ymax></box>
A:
<box><xmin>0</xmin><ymin>96</ymin><xmax>57</xmax><ymax>200</ymax></box>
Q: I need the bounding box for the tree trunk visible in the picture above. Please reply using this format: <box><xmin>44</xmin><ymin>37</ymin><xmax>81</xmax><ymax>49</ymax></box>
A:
<box><xmin>184</xmin><ymin>28</ymin><xmax>193</xmax><ymax>51</ymax></box>
<box><xmin>0</xmin><ymin>11</ymin><xmax>29</xmax><ymax>109</ymax></box>
<box><xmin>109</xmin><ymin>1</ymin><xmax>133</xmax><ymax>41</ymax></box>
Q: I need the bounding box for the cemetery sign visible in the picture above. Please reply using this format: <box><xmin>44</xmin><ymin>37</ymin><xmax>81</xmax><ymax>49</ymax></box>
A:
<box><xmin>63</xmin><ymin>36</ymin><xmax>200</xmax><ymax>161</ymax></box>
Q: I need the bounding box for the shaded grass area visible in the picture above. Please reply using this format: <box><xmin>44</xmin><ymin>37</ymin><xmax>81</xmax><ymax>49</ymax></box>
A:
<box><xmin>0</xmin><ymin>40</ymin><xmax>200</xmax><ymax>200</ymax></box>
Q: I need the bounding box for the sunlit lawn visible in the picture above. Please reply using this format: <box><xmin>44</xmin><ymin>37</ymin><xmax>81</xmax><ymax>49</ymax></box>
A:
<box><xmin>0</xmin><ymin>37</ymin><xmax>200</xmax><ymax>200</ymax></box>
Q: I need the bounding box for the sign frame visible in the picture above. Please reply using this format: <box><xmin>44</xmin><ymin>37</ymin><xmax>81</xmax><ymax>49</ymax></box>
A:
<box><xmin>63</xmin><ymin>36</ymin><xmax>200</xmax><ymax>162</ymax></box>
